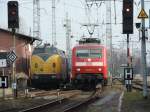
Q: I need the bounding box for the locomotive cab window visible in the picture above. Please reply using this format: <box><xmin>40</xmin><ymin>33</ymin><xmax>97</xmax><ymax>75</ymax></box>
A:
<box><xmin>90</xmin><ymin>49</ymin><xmax>102</xmax><ymax>58</ymax></box>
<box><xmin>35</xmin><ymin>63</ymin><xmax>38</xmax><ymax>68</ymax></box>
<box><xmin>76</xmin><ymin>49</ymin><xmax>89</xmax><ymax>58</ymax></box>
<box><xmin>76</xmin><ymin>48</ymin><xmax>102</xmax><ymax>58</ymax></box>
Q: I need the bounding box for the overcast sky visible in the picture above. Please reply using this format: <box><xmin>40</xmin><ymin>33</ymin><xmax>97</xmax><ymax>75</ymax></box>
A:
<box><xmin>0</xmin><ymin>0</ymin><xmax>150</xmax><ymax>52</ymax></box>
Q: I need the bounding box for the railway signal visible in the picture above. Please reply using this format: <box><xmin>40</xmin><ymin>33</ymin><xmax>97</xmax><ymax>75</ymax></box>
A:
<box><xmin>7</xmin><ymin>51</ymin><xmax>17</xmax><ymax>63</ymax></box>
<box><xmin>124</xmin><ymin>68</ymin><xmax>133</xmax><ymax>80</ymax></box>
<box><xmin>123</xmin><ymin>0</ymin><xmax>133</xmax><ymax>34</ymax></box>
<box><xmin>7</xmin><ymin>1</ymin><xmax>19</xmax><ymax>28</ymax></box>
<box><xmin>7</xmin><ymin>1</ymin><xmax>19</xmax><ymax>98</ymax></box>
<box><xmin>0</xmin><ymin>76</ymin><xmax>8</xmax><ymax>88</ymax></box>
<box><xmin>124</xmin><ymin>67</ymin><xmax>133</xmax><ymax>92</ymax></box>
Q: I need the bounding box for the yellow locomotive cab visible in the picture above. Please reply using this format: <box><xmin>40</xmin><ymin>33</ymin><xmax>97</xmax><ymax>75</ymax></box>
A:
<box><xmin>31</xmin><ymin>54</ymin><xmax>62</xmax><ymax>75</ymax></box>
<box><xmin>31</xmin><ymin>55</ymin><xmax>45</xmax><ymax>75</ymax></box>
<box><xmin>30</xmin><ymin>45</ymin><xmax>69</xmax><ymax>89</ymax></box>
<box><xmin>45</xmin><ymin>54</ymin><xmax>62</xmax><ymax>74</ymax></box>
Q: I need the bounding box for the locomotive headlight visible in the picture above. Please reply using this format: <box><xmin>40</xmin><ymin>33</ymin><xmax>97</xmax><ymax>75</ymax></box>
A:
<box><xmin>76</xmin><ymin>68</ymin><xmax>80</xmax><ymax>71</ymax></box>
<box><xmin>88</xmin><ymin>58</ymin><xmax>91</xmax><ymax>62</ymax></box>
<box><xmin>98</xmin><ymin>68</ymin><xmax>102</xmax><ymax>71</ymax></box>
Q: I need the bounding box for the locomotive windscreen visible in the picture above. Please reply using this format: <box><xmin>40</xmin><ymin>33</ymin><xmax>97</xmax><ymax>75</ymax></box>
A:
<box><xmin>76</xmin><ymin>48</ymin><xmax>102</xmax><ymax>58</ymax></box>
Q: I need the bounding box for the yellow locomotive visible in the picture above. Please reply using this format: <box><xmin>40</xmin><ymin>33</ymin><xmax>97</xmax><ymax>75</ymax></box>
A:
<box><xmin>30</xmin><ymin>44</ymin><xmax>69</xmax><ymax>89</ymax></box>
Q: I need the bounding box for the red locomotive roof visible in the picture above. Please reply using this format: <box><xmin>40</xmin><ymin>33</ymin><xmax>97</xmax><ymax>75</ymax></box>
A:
<box><xmin>73</xmin><ymin>44</ymin><xmax>105</xmax><ymax>49</ymax></box>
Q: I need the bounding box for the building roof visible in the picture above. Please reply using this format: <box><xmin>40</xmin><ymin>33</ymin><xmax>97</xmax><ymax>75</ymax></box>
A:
<box><xmin>0</xmin><ymin>28</ymin><xmax>42</xmax><ymax>43</ymax></box>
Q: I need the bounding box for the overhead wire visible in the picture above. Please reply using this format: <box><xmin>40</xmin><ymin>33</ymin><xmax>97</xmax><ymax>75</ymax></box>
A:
<box><xmin>85</xmin><ymin>3</ymin><xmax>92</xmax><ymax>24</ymax></box>
<box><xmin>84</xmin><ymin>0</ymin><xmax>105</xmax><ymax>37</ymax></box>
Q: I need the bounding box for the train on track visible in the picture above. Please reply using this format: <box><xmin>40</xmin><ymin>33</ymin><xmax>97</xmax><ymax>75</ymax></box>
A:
<box><xmin>30</xmin><ymin>44</ymin><xmax>69</xmax><ymax>89</ymax></box>
<box><xmin>71</xmin><ymin>38</ymin><xmax>108</xmax><ymax>89</ymax></box>
<box><xmin>30</xmin><ymin>38</ymin><xmax>108</xmax><ymax>90</ymax></box>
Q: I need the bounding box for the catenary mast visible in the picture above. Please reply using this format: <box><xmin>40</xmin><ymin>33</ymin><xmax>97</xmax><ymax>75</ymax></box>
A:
<box><xmin>52</xmin><ymin>0</ymin><xmax>57</xmax><ymax>46</ymax></box>
<box><xmin>33</xmin><ymin>0</ymin><xmax>40</xmax><ymax>39</ymax></box>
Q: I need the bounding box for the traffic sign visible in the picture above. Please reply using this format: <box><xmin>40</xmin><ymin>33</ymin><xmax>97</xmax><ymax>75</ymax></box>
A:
<box><xmin>0</xmin><ymin>52</ymin><xmax>8</xmax><ymax>67</ymax></box>
<box><xmin>138</xmin><ymin>8</ymin><xmax>148</xmax><ymax>19</ymax></box>
<box><xmin>0</xmin><ymin>59</ymin><xmax>7</xmax><ymax>68</ymax></box>
<box><xmin>12</xmin><ymin>83</ymin><xmax>17</xmax><ymax>89</ymax></box>
<box><xmin>124</xmin><ymin>67</ymin><xmax>133</xmax><ymax>80</ymax></box>
<box><xmin>7</xmin><ymin>51</ymin><xmax>17</xmax><ymax>63</ymax></box>
<box><xmin>0</xmin><ymin>76</ymin><xmax>8</xmax><ymax>88</ymax></box>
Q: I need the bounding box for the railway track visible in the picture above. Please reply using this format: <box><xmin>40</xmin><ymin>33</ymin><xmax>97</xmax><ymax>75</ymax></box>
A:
<box><xmin>19</xmin><ymin>98</ymin><xmax>68</xmax><ymax>112</ymax></box>
<box><xmin>19</xmin><ymin>90</ymin><xmax>99</xmax><ymax>112</ymax></box>
<box><xmin>132</xmin><ymin>81</ymin><xmax>150</xmax><ymax>91</ymax></box>
<box><xmin>0</xmin><ymin>90</ymin><xmax>82</xmax><ymax>112</ymax></box>
<box><xmin>27</xmin><ymin>89</ymin><xmax>80</xmax><ymax>98</ymax></box>
<box><xmin>18</xmin><ymin>90</ymin><xmax>82</xmax><ymax>112</ymax></box>
<box><xmin>63</xmin><ymin>94</ymin><xmax>97</xmax><ymax>112</ymax></box>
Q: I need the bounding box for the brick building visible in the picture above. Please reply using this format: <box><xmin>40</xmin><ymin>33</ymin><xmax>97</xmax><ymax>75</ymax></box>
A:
<box><xmin>0</xmin><ymin>28</ymin><xmax>41</xmax><ymax>81</ymax></box>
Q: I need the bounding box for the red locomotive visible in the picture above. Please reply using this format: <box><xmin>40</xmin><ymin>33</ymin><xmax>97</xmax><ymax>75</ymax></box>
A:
<box><xmin>71</xmin><ymin>38</ymin><xmax>108</xmax><ymax>89</ymax></box>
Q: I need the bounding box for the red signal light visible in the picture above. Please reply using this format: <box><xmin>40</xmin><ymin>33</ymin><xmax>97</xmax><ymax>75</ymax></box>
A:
<box><xmin>11</xmin><ymin>11</ymin><xmax>16</xmax><ymax>15</ymax></box>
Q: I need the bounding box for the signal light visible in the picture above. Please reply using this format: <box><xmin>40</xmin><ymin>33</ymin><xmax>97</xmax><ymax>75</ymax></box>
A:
<box><xmin>123</xmin><ymin>0</ymin><xmax>133</xmax><ymax>34</ymax></box>
<box><xmin>7</xmin><ymin>1</ymin><xmax>19</xmax><ymax>28</ymax></box>
<box><xmin>126</xmin><ymin>8</ymin><xmax>130</xmax><ymax>12</ymax></box>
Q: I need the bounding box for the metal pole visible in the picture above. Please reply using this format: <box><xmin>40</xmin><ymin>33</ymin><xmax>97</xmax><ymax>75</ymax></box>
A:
<box><xmin>149</xmin><ymin>10</ymin><xmax>150</xmax><ymax>28</ymax></box>
<box><xmin>12</xmin><ymin>29</ymin><xmax>17</xmax><ymax>98</ymax></box>
<box><xmin>2</xmin><ymin>68</ymin><xmax>5</xmax><ymax>99</ymax></box>
<box><xmin>29</xmin><ymin>46</ymin><xmax>32</xmax><ymax>86</ymax></box>
<box><xmin>64</xmin><ymin>13</ymin><xmax>71</xmax><ymax>81</ymax></box>
<box><xmin>126</xmin><ymin>34</ymin><xmax>130</xmax><ymax>92</ymax></box>
<box><xmin>141</xmin><ymin>0</ymin><xmax>147</xmax><ymax>99</ymax></box>
<box><xmin>127</xmin><ymin>34</ymin><xmax>129</xmax><ymax>67</ymax></box>
<box><xmin>65</xmin><ymin>13</ymin><xmax>71</xmax><ymax>58</ymax></box>
<box><xmin>105</xmin><ymin>0</ymin><xmax>112</xmax><ymax>83</ymax></box>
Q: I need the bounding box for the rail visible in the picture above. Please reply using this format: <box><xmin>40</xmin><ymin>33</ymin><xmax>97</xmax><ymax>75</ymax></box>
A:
<box><xmin>19</xmin><ymin>91</ymin><xmax>98</xmax><ymax>112</ymax></box>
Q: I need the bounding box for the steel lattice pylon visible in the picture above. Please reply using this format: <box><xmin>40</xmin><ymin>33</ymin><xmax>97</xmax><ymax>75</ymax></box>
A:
<box><xmin>33</xmin><ymin>0</ymin><xmax>40</xmax><ymax>39</ymax></box>
<box><xmin>52</xmin><ymin>0</ymin><xmax>57</xmax><ymax>46</ymax></box>
<box><xmin>106</xmin><ymin>0</ymin><xmax>113</xmax><ymax>77</ymax></box>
